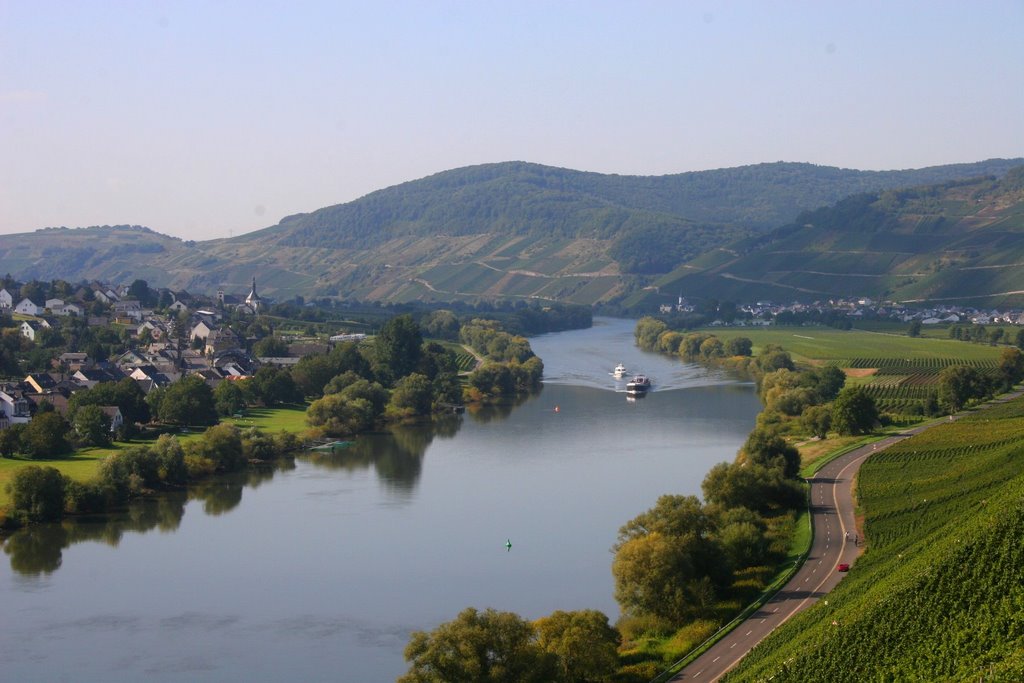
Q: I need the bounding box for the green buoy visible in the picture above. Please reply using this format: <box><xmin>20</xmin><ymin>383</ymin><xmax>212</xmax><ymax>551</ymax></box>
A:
<box><xmin>505</xmin><ymin>539</ymin><xmax>512</xmax><ymax>552</ymax></box>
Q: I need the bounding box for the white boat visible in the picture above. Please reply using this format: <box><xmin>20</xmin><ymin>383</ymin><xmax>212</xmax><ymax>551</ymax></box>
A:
<box><xmin>611</xmin><ymin>363</ymin><xmax>628</xmax><ymax>379</ymax></box>
<box><xmin>625</xmin><ymin>374</ymin><xmax>652</xmax><ymax>395</ymax></box>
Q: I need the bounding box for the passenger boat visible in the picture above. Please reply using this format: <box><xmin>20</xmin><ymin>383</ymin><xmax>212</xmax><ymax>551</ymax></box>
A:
<box><xmin>611</xmin><ymin>363</ymin><xmax>628</xmax><ymax>379</ymax></box>
<box><xmin>625</xmin><ymin>374</ymin><xmax>652</xmax><ymax>395</ymax></box>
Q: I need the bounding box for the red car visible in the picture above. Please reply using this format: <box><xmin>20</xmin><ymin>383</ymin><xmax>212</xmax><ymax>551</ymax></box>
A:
<box><xmin>837</xmin><ymin>563</ymin><xmax>850</xmax><ymax>572</ymax></box>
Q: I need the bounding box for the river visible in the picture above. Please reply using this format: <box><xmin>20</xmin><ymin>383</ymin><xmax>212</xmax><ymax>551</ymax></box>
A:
<box><xmin>0</xmin><ymin>317</ymin><xmax>760</xmax><ymax>682</ymax></box>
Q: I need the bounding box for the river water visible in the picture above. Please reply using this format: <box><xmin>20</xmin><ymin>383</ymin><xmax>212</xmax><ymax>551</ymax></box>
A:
<box><xmin>0</xmin><ymin>317</ymin><xmax>760</xmax><ymax>682</ymax></box>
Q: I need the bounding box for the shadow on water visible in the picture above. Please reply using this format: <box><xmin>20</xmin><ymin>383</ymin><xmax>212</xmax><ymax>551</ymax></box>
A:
<box><xmin>0</xmin><ymin>463</ymin><xmax>295</xmax><ymax>577</ymax></box>
<box><xmin>464</xmin><ymin>390</ymin><xmax>536</xmax><ymax>424</ymax></box>
<box><xmin>298</xmin><ymin>412</ymin><xmax>465</xmax><ymax>492</ymax></box>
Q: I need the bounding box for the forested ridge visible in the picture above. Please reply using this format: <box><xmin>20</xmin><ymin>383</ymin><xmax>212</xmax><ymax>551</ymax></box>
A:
<box><xmin>1</xmin><ymin>159</ymin><xmax>1022</xmax><ymax>305</ymax></box>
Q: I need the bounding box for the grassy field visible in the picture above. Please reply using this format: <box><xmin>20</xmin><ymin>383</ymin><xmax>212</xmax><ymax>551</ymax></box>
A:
<box><xmin>0</xmin><ymin>405</ymin><xmax>312</xmax><ymax>512</ymax></box>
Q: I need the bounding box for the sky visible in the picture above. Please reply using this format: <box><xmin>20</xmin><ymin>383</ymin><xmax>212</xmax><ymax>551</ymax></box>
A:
<box><xmin>1</xmin><ymin>1</ymin><xmax>1022</xmax><ymax>241</ymax></box>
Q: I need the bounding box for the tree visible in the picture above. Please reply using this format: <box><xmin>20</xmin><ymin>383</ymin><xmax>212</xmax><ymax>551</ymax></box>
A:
<box><xmin>187</xmin><ymin>423</ymin><xmax>245</xmax><ymax>471</ymax></box>
<box><xmin>149</xmin><ymin>375</ymin><xmax>217</xmax><ymax>425</ymax></box>
<box><xmin>374</xmin><ymin>314</ymin><xmax>423</xmax><ymax>384</ymax></box>
<box><xmin>22</xmin><ymin>412</ymin><xmax>72</xmax><ymax>458</ymax></box>
<box><xmin>725</xmin><ymin>336</ymin><xmax>753</xmax><ymax>357</ymax></box>
<box><xmin>127</xmin><ymin>279</ymin><xmax>153</xmax><ymax>306</ymax></box>
<box><xmin>634</xmin><ymin>317</ymin><xmax>667</xmax><ymax>351</ymax></box>
<box><xmin>387</xmin><ymin>373</ymin><xmax>433</xmax><ymax>418</ymax></box>
<box><xmin>907</xmin><ymin>320</ymin><xmax>922</xmax><ymax>337</ymax></box>
<box><xmin>7</xmin><ymin>465</ymin><xmax>66</xmax><ymax>521</ymax></box>
<box><xmin>213</xmin><ymin>380</ymin><xmax>247</xmax><ymax>416</ymax></box>
<box><xmin>249</xmin><ymin>366</ymin><xmax>302</xmax><ymax>406</ymax></box>
<box><xmin>831</xmin><ymin>386</ymin><xmax>879</xmax><ymax>435</ymax></box>
<box><xmin>936</xmin><ymin>365</ymin><xmax>989</xmax><ymax>413</ymax></box>
<box><xmin>73</xmin><ymin>404</ymin><xmax>112</xmax><ymax>447</ymax></box>
<box><xmin>533</xmin><ymin>610</ymin><xmax>619</xmax><ymax>683</ymax></box>
<box><xmin>252</xmin><ymin>336</ymin><xmax>289</xmax><ymax>357</ymax></box>
<box><xmin>741</xmin><ymin>427</ymin><xmax>800</xmax><ymax>479</ymax></box>
<box><xmin>998</xmin><ymin>347</ymin><xmax>1024</xmax><ymax>390</ymax></box>
<box><xmin>306</xmin><ymin>393</ymin><xmax>375</xmax><ymax>436</ymax></box>
<box><xmin>801</xmin><ymin>404</ymin><xmax>832</xmax><ymax>439</ymax></box>
<box><xmin>613</xmin><ymin>495</ymin><xmax>731</xmax><ymax>622</ymax></box>
<box><xmin>400</xmin><ymin>607</ymin><xmax>556</xmax><ymax>683</ymax></box>
<box><xmin>0</xmin><ymin>422</ymin><xmax>25</xmax><ymax>457</ymax></box>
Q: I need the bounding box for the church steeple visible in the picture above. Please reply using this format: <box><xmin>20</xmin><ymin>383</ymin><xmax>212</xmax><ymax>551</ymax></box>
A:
<box><xmin>245</xmin><ymin>276</ymin><xmax>261</xmax><ymax>312</ymax></box>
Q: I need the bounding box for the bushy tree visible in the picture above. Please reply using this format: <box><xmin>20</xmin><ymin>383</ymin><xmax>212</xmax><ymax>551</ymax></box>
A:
<box><xmin>634</xmin><ymin>317</ymin><xmax>667</xmax><ymax>351</ymax></box>
<box><xmin>400</xmin><ymin>607</ymin><xmax>555</xmax><ymax>683</ymax></box>
<box><xmin>213</xmin><ymin>380</ymin><xmax>247</xmax><ymax>416</ymax></box>
<box><xmin>374</xmin><ymin>314</ymin><xmax>423</xmax><ymax>384</ymax></box>
<box><xmin>801</xmin><ymin>404</ymin><xmax>832</xmax><ymax>439</ymax></box>
<box><xmin>149</xmin><ymin>375</ymin><xmax>217</xmax><ymax>425</ymax></box>
<box><xmin>831</xmin><ymin>386</ymin><xmax>879</xmax><ymax>435</ymax></box>
<box><xmin>252</xmin><ymin>336</ymin><xmax>289</xmax><ymax>357</ymax></box>
<box><xmin>306</xmin><ymin>394</ymin><xmax>375</xmax><ymax>436</ymax></box>
<box><xmin>73</xmin><ymin>404</ymin><xmax>112</xmax><ymax>447</ymax></box>
<box><xmin>533</xmin><ymin>610</ymin><xmax>620</xmax><ymax>683</ymax></box>
<box><xmin>725</xmin><ymin>336</ymin><xmax>753</xmax><ymax>357</ymax></box>
<box><xmin>613</xmin><ymin>495</ymin><xmax>731</xmax><ymax>622</ymax></box>
<box><xmin>7</xmin><ymin>465</ymin><xmax>66</xmax><ymax>521</ymax></box>
<box><xmin>936</xmin><ymin>365</ymin><xmax>990</xmax><ymax>413</ymax></box>
<box><xmin>22</xmin><ymin>412</ymin><xmax>72</xmax><ymax>458</ymax></box>
<box><xmin>741</xmin><ymin>427</ymin><xmax>800</xmax><ymax>479</ymax></box>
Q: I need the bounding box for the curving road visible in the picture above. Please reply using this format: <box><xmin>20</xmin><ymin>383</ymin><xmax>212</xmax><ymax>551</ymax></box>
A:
<box><xmin>671</xmin><ymin>432</ymin><xmax>920</xmax><ymax>681</ymax></box>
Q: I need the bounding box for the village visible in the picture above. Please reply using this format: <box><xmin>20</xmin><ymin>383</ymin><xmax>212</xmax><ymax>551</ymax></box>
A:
<box><xmin>0</xmin><ymin>276</ymin><xmax>366</xmax><ymax>434</ymax></box>
<box><xmin>661</xmin><ymin>295</ymin><xmax>1024</xmax><ymax>328</ymax></box>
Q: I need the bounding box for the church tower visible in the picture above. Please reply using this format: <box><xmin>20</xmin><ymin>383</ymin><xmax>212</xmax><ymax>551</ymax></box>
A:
<box><xmin>245</xmin><ymin>276</ymin><xmax>261</xmax><ymax>313</ymax></box>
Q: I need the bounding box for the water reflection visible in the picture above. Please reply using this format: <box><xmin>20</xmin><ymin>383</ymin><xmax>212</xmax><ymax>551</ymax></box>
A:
<box><xmin>300</xmin><ymin>417</ymin><xmax>459</xmax><ymax>494</ymax></box>
<box><xmin>464</xmin><ymin>390</ymin><xmax>535</xmax><ymax>423</ymax></box>
<box><xmin>3</xmin><ymin>494</ymin><xmax>188</xmax><ymax>576</ymax></box>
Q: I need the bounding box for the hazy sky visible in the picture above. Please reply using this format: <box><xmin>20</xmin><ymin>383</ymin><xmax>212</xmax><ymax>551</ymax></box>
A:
<box><xmin>2</xmin><ymin>1</ymin><xmax>1022</xmax><ymax>241</ymax></box>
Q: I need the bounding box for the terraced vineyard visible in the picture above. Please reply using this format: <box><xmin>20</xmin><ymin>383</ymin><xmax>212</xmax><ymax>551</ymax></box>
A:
<box><xmin>725</xmin><ymin>396</ymin><xmax>1024</xmax><ymax>681</ymax></box>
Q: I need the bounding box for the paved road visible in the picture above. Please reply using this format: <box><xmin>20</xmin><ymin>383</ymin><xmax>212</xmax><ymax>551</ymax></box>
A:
<box><xmin>672</xmin><ymin>392</ymin><xmax>1024</xmax><ymax>682</ymax></box>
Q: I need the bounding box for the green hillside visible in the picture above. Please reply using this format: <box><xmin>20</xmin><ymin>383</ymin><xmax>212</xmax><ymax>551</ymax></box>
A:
<box><xmin>725</xmin><ymin>397</ymin><xmax>1024</xmax><ymax>681</ymax></box>
<box><xmin>0</xmin><ymin>159</ymin><xmax>1021</xmax><ymax>305</ymax></box>
<box><xmin>656</xmin><ymin>167</ymin><xmax>1024</xmax><ymax>307</ymax></box>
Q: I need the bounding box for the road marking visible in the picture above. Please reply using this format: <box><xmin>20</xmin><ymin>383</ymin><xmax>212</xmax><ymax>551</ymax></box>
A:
<box><xmin>713</xmin><ymin>656</ymin><xmax>720</xmax><ymax>663</ymax></box>
<box><xmin>760</xmin><ymin>618</ymin><xmax>766</xmax><ymax>623</ymax></box>
<box><xmin>731</xmin><ymin>642</ymin><xmax>737</xmax><ymax>649</ymax></box>
<box><xmin>773</xmin><ymin>607</ymin><xmax>779</xmax><ymax>613</ymax></box>
<box><xmin>745</xmin><ymin>630</ymin><xmax>752</xmax><ymax>636</ymax></box>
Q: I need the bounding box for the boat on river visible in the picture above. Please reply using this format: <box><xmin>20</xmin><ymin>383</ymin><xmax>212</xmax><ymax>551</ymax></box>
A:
<box><xmin>625</xmin><ymin>374</ymin><xmax>652</xmax><ymax>395</ymax></box>
<box><xmin>611</xmin><ymin>363</ymin><xmax>628</xmax><ymax>379</ymax></box>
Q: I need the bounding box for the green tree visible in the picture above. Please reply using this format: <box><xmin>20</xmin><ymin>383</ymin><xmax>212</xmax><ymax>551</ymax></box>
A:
<box><xmin>306</xmin><ymin>393</ymin><xmax>375</xmax><ymax>436</ymax></box>
<box><xmin>801</xmin><ymin>404</ymin><xmax>832</xmax><ymax>439</ymax></box>
<box><xmin>187</xmin><ymin>423</ymin><xmax>245</xmax><ymax>471</ymax></box>
<box><xmin>741</xmin><ymin>427</ymin><xmax>800</xmax><ymax>479</ymax></box>
<box><xmin>831</xmin><ymin>386</ymin><xmax>879</xmax><ymax>435</ymax></box>
<box><xmin>252</xmin><ymin>336</ymin><xmax>290</xmax><ymax>357</ymax></box>
<box><xmin>22</xmin><ymin>412</ymin><xmax>72</xmax><ymax>458</ymax></box>
<box><xmin>149</xmin><ymin>375</ymin><xmax>217</xmax><ymax>425</ymax></box>
<box><xmin>374</xmin><ymin>314</ymin><xmax>423</xmax><ymax>384</ymax></box>
<box><xmin>7</xmin><ymin>465</ymin><xmax>66</xmax><ymax>521</ymax></box>
<box><xmin>533</xmin><ymin>610</ymin><xmax>620</xmax><ymax>683</ymax></box>
<box><xmin>73</xmin><ymin>404</ymin><xmax>112</xmax><ymax>447</ymax></box>
<box><xmin>634</xmin><ymin>317</ymin><xmax>667</xmax><ymax>351</ymax></box>
<box><xmin>936</xmin><ymin>365</ymin><xmax>989</xmax><ymax>413</ymax></box>
<box><xmin>0</xmin><ymin>423</ymin><xmax>25</xmax><ymax>457</ymax></box>
<box><xmin>907</xmin><ymin>320</ymin><xmax>922</xmax><ymax>337</ymax></box>
<box><xmin>213</xmin><ymin>380</ymin><xmax>247</xmax><ymax>416</ymax></box>
<box><xmin>400</xmin><ymin>607</ymin><xmax>555</xmax><ymax>683</ymax></box>
<box><xmin>249</xmin><ymin>366</ymin><xmax>302</xmax><ymax>406</ymax></box>
<box><xmin>613</xmin><ymin>495</ymin><xmax>731</xmax><ymax>622</ymax></box>
<box><xmin>387</xmin><ymin>373</ymin><xmax>433</xmax><ymax>418</ymax></box>
<box><xmin>725</xmin><ymin>336</ymin><xmax>753</xmax><ymax>357</ymax></box>
<box><xmin>998</xmin><ymin>347</ymin><xmax>1024</xmax><ymax>390</ymax></box>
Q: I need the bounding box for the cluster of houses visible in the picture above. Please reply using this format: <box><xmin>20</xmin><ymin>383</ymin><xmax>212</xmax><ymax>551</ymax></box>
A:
<box><xmin>0</xmin><ymin>276</ymin><xmax>328</xmax><ymax>431</ymax></box>
<box><xmin>661</xmin><ymin>295</ymin><xmax>1024</xmax><ymax>327</ymax></box>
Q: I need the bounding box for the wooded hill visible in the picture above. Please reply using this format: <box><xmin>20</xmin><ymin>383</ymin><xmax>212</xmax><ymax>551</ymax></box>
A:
<box><xmin>0</xmin><ymin>159</ymin><xmax>1021</xmax><ymax>306</ymax></box>
<box><xmin>643</xmin><ymin>166</ymin><xmax>1024</xmax><ymax>308</ymax></box>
